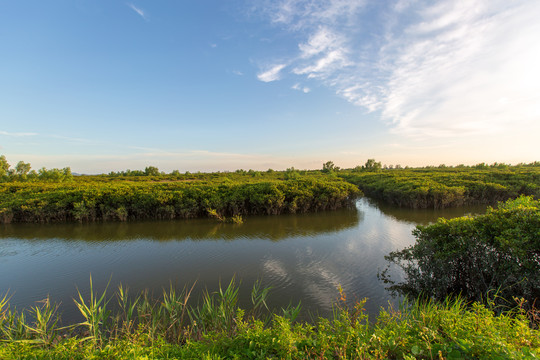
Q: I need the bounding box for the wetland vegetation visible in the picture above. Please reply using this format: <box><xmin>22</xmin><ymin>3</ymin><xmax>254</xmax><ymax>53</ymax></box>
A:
<box><xmin>380</xmin><ymin>196</ymin><xmax>540</xmax><ymax>315</ymax></box>
<box><xmin>1</xmin><ymin>156</ymin><xmax>539</xmax><ymax>358</ymax></box>
<box><xmin>0</xmin><ymin>277</ymin><xmax>538</xmax><ymax>359</ymax></box>
<box><xmin>1</xmin><ymin>155</ymin><xmax>539</xmax><ymax>224</ymax></box>
<box><xmin>0</xmin><ymin>159</ymin><xmax>360</xmax><ymax>224</ymax></box>
<box><xmin>341</xmin><ymin>161</ymin><xmax>540</xmax><ymax>209</ymax></box>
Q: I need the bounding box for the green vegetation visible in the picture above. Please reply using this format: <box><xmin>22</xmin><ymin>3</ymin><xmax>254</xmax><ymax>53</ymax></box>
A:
<box><xmin>380</xmin><ymin>196</ymin><xmax>540</xmax><ymax>315</ymax></box>
<box><xmin>0</xmin><ymin>163</ymin><xmax>359</xmax><ymax>223</ymax></box>
<box><xmin>1</xmin><ymin>279</ymin><xmax>538</xmax><ymax>359</ymax></box>
<box><xmin>2</xmin><ymin>156</ymin><xmax>539</xmax><ymax>223</ymax></box>
<box><xmin>341</xmin><ymin>161</ymin><xmax>540</xmax><ymax>209</ymax></box>
<box><xmin>2</xmin><ymin>158</ymin><xmax>540</xmax><ymax>357</ymax></box>
<box><xmin>0</xmin><ymin>155</ymin><xmax>73</xmax><ymax>182</ymax></box>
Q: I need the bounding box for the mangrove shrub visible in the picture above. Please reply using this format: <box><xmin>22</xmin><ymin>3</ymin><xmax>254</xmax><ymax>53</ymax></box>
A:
<box><xmin>381</xmin><ymin>196</ymin><xmax>540</xmax><ymax>311</ymax></box>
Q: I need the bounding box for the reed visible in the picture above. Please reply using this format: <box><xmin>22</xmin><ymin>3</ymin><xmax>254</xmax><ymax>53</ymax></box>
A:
<box><xmin>25</xmin><ymin>296</ymin><xmax>60</xmax><ymax>346</ymax></box>
<box><xmin>188</xmin><ymin>277</ymin><xmax>241</xmax><ymax>337</ymax></box>
<box><xmin>72</xmin><ymin>275</ymin><xmax>111</xmax><ymax>345</ymax></box>
<box><xmin>0</xmin><ymin>282</ymin><xmax>539</xmax><ymax>359</ymax></box>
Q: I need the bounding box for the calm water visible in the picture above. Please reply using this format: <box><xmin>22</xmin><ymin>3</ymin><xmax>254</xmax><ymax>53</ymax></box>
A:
<box><xmin>0</xmin><ymin>198</ymin><xmax>485</xmax><ymax>323</ymax></box>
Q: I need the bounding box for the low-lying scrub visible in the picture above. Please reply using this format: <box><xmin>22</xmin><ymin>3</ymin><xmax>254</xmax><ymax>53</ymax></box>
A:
<box><xmin>0</xmin><ymin>279</ymin><xmax>538</xmax><ymax>359</ymax></box>
<box><xmin>341</xmin><ymin>163</ymin><xmax>540</xmax><ymax>209</ymax></box>
<box><xmin>0</xmin><ymin>175</ymin><xmax>360</xmax><ymax>223</ymax></box>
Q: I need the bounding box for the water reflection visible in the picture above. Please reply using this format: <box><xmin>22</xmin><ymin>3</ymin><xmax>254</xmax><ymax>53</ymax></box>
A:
<box><xmin>365</xmin><ymin>198</ymin><xmax>487</xmax><ymax>225</ymax></box>
<box><xmin>0</xmin><ymin>206</ymin><xmax>361</xmax><ymax>242</ymax></box>
<box><xmin>0</xmin><ymin>198</ymin><xmax>483</xmax><ymax>323</ymax></box>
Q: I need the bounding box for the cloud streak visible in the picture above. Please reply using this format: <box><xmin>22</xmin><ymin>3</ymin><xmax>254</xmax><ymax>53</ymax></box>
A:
<box><xmin>0</xmin><ymin>131</ymin><xmax>38</xmax><ymax>137</ymax></box>
<box><xmin>127</xmin><ymin>3</ymin><xmax>147</xmax><ymax>20</ymax></box>
<box><xmin>257</xmin><ymin>63</ymin><xmax>287</xmax><ymax>82</ymax></box>
<box><xmin>254</xmin><ymin>0</ymin><xmax>540</xmax><ymax>139</ymax></box>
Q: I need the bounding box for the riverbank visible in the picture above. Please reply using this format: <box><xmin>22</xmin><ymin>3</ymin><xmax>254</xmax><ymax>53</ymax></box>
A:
<box><xmin>0</xmin><ymin>281</ymin><xmax>538</xmax><ymax>359</ymax></box>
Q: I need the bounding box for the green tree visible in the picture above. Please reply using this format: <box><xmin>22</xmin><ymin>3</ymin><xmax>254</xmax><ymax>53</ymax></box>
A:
<box><xmin>144</xmin><ymin>166</ymin><xmax>160</xmax><ymax>176</ymax></box>
<box><xmin>364</xmin><ymin>158</ymin><xmax>381</xmax><ymax>171</ymax></box>
<box><xmin>322</xmin><ymin>161</ymin><xmax>339</xmax><ymax>173</ymax></box>
<box><xmin>15</xmin><ymin>161</ymin><xmax>31</xmax><ymax>176</ymax></box>
<box><xmin>0</xmin><ymin>155</ymin><xmax>10</xmax><ymax>177</ymax></box>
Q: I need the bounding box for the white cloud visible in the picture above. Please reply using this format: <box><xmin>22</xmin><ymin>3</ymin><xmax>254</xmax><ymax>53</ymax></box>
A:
<box><xmin>293</xmin><ymin>49</ymin><xmax>348</xmax><ymax>78</ymax></box>
<box><xmin>127</xmin><ymin>3</ymin><xmax>147</xmax><ymax>20</ymax></box>
<box><xmin>264</xmin><ymin>0</ymin><xmax>366</xmax><ymax>28</ymax></box>
<box><xmin>298</xmin><ymin>26</ymin><xmax>338</xmax><ymax>58</ymax></box>
<box><xmin>381</xmin><ymin>0</ymin><xmax>540</xmax><ymax>138</ymax></box>
<box><xmin>257</xmin><ymin>63</ymin><xmax>287</xmax><ymax>82</ymax></box>
<box><xmin>254</xmin><ymin>0</ymin><xmax>540</xmax><ymax>139</ymax></box>
<box><xmin>292</xmin><ymin>83</ymin><xmax>311</xmax><ymax>93</ymax></box>
<box><xmin>0</xmin><ymin>131</ymin><xmax>38</xmax><ymax>137</ymax></box>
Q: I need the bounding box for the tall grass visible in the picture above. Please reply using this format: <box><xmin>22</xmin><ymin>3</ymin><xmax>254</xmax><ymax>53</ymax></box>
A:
<box><xmin>73</xmin><ymin>275</ymin><xmax>111</xmax><ymax>345</ymax></box>
<box><xmin>0</xmin><ymin>281</ymin><xmax>538</xmax><ymax>359</ymax></box>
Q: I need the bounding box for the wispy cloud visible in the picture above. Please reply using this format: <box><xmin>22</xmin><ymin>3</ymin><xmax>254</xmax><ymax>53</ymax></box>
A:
<box><xmin>262</xmin><ymin>0</ymin><xmax>366</xmax><ymax>29</ymax></box>
<box><xmin>127</xmin><ymin>3</ymin><xmax>147</xmax><ymax>20</ymax></box>
<box><xmin>292</xmin><ymin>83</ymin><xmax>310</xmax><ymax>93</ymax></box>
<box><xmin>254</xmin><ymin>0</ymin><xmax>540</xmax><ymax>139</ymax></box>
<box><xmin>257</xmin><ymin>63</ymin><xmax>287</xmax><ymax>82</ymax></box>
<box><xmin>0</xmin><ymin>130</ymin><xmax>38</xmax><ymax>137</ymax></box>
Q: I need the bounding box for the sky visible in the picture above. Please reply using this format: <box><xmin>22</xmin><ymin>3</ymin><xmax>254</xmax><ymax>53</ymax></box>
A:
<box><xmin>0</xmin><ymin>0</ymin><xmax>539</xmax><ymax>174</ymax></box>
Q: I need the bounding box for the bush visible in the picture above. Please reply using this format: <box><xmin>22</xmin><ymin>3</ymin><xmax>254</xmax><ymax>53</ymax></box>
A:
<box><xmin>380</xmin><ymin>196</ymin><xmax>540</xmax><ymax>313</ymax></box>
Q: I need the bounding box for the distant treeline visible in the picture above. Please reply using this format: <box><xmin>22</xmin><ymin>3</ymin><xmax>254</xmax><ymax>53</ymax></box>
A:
<box><xmin>340</xmin><ymin>161</ymin><xmax>540</xmax><ymax>209</ymax></box>
<box><xmin>1</xmin><ymin>154</ymin><xmax>539</xmax><ymax>221</ymax></box>
<box><xmin>0</xmin><ymin>155</ymin><xmax>72</xmax><ymax>182</ymax></box>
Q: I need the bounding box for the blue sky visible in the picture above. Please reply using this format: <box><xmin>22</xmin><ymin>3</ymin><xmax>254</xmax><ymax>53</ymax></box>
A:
<box><xmin>1</xmin><ymin>0</ymin><xmax>539</xmax><ymax>173</ymax></box>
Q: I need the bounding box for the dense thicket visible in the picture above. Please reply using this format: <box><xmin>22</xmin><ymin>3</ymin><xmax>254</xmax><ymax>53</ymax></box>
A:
<box><xmin>0</xmin><ymin>280</ymin><xmax>538</xmax><ymax>359</ymax></box>
<box><xmin>380</xmin><ymin>196</ymin><xmax>540</xmax><ymax>312</ymax></box>
<box><xmin>0</xmin><ymin>174</ymin><xmax>359</xmax><ymax>223</ymax></box>
<box><xmin>341</xmin><ymin>163</ymin><xmax>540</xmax><ymax>209</ymax></box>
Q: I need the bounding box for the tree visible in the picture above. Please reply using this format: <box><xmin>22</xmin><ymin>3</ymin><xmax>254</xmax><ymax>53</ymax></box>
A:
<box><xmin>63</xmin><ymin>167</ymin><xmax>73</xmax><ymax>181</ymax></box>
<box><xmin>0</xmin><ymin>155</ymin><xmax>10</xmax><ymax>177</ymax></box>
<box><xmin>364</xmin><ymin>159</ymin><xmax>382</xmax><ymax>171</ymax></box>
<box><xmin>15</xmin><ymin>161</ymin><xmax>31</xmax><ymax>176</ymax></box>
<box><xmin>322</xmin><ymin>161</ymin><xmax>339</xmax><ymax>173</ymax></box>
<box><xmin>144</xmin><ymin>166</ymin><xmax>160</xmax><ymax>176</ymax></box>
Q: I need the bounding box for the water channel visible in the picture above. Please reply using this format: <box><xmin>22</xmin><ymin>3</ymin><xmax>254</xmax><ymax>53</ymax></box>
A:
<box><xmin>0</xmin><ymin>198</ymin><xmax>486</xmax><ymax>323</ymax></box>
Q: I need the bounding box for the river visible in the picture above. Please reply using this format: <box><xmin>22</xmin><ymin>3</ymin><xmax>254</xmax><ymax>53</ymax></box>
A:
<box><xmin>0</xmin><ymin>198</ymin><xmax>485</xmax><ymax>323</ymax></box>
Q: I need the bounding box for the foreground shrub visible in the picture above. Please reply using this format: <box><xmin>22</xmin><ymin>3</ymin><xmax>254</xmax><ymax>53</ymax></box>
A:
<box><xmin>381</xmin><ymin>196</ymin><xmax>540</xmax><ymax>315</ymax></box>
